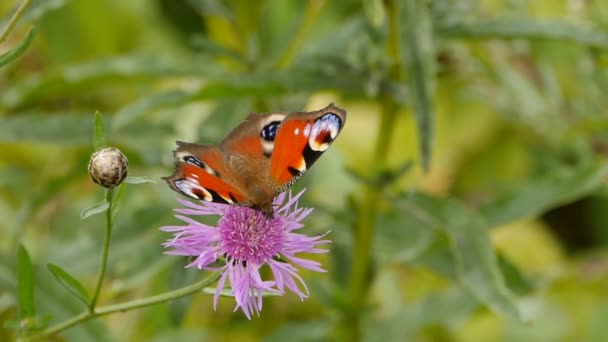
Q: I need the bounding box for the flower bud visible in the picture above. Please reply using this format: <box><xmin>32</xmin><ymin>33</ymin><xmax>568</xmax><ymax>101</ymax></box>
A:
<box><xmin>88</xmin><ymin>147</ymin><xmax>128</xmax><ymax>188</ymax></box>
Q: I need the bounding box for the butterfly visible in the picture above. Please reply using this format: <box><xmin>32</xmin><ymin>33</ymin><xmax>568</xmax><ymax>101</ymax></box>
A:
<box><xmin>164</xmin><ymin>103</ymin><xmax>347</xmax><ymax>217</ymax></box>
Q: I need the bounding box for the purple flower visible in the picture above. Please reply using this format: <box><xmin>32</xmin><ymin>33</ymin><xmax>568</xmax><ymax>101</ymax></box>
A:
<box><xmin>161</xmin><ymin>190</ymin><xmax>330</xmax><ymax>318</ymax></box>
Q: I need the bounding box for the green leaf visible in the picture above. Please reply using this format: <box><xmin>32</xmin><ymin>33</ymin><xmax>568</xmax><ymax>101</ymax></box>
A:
<box><xmin>188</xmin><ymin>0</ymin><xmax>232</xmax><ymax>18</ymax></box>
<box><xmin>1</xmin><ymin>0</ymin><xmax>71</xmax><ymax>26</ymax></box>
<box><xmin>111</xmin><ymin>182</ymin><xmax>126</xmax><ymax>221</ymax></box>
<box><xmin>397</xmin><ymin>193</ymin><xmax>521</xmax><ymax>320</ymax></box>
<box><xmin>0</xmin><ymin>111</ymin><xmax>93</xmax><ymax>144</ymax></box>
<box><xmin>481</xmin><ymin>161</ymin><xmax>608</xmax><ymax>227</ymax></box>
<box><xmin>17</xmin><ymin>244</ymin><xmax>35</xmax><ymax>319</ymax></box>
<box><xmin>401</xmin><ymin>0</ymin><xmax>435</xmax><ymax>171</ymax></box>
<box><xmin>196</xmin><ymin>100</ymin><xmax>256</xmax><ymax>142</ymax></box>
<box><xmin>112</xmin><ymin>89</ymin><xmax>191</xmax><ymax>130</ymax></box>
<box><xmin>263</xmin><ymin>321</ymin><xmax>330</xmax><ymax>342</ymax></box>
<box><xmin>47</xmin><ymin>264</ymin><xmax>89</xmax><ymax>306</ymax></box>
<box><xmin>80</xmin><ymin>199</ymin><xmax>109</xmax><ymax>220</ymax></box>
<box><xmin>124</xmin><ymin>176</ymin><xmax>156</xmax><ymax>184</ymax></box>
<box><xmin>193</xmin><ymin>78</ymin><xmax>285</xmax><ymax>100</ymax></box>
<box><xmin>437</xmin><ymin>18</ymin><xmax>608</xmax><ymax>50</ymax></box>
<box><xmin>148</xmin><ymin>330</ymin><xmax>208</xmax><ymax>342</ymax></box>
<box><xmin>0</xmin><ymin>54</ymin><xmax>203</xmax><ymax>109</ymax></box>
<box><xmin>363</xmin><ymin>0</ymin><xmax>385</xmax><ymax>28</ymax></box>
<box><xmin>367</xmin><ymin>286</ymin><xmax>478</xmax><ymax>341</ymax></box>
<box><xmin>497</xmin><ymin>253</ymin><xmax>533</xmax><ymax>296</ymax></box>
<box><xmin>373</xmin><ymin>207</ymin><xmax>434</xmax><ymax>263</ymax></box>
<box><xmin>168</xmin><ymin>264</ymin><xmax>202</xmax><ymax>325</ymax></box>
<box><xmin>0</xmin><ymin>26</ymin><xmax>35</xmax><ymax>67</ymax></box>
<box><xmin>93</xmin><ymin>111</ymin><xmax>106</xmax><ymax>151</ymax></box>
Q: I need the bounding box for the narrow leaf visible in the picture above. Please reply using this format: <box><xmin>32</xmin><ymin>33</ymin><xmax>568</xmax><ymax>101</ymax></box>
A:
<box><xmin>111</xmin><ymin>183</ymin><xmax>126</xmax><ymax>221</ymax></box>
<box><xmin>81</xmin><ymin>199</ymin><xmax>109</xmax><ymax>220</ymax></box>
<box><xmin>373</xmin><ymin>207</ymin><xmax>434</xmax><ymax>263</ymax></box>
<box><xmin>1</xmin><ymin>0</ymin><xmax>70</xmax><ymax>25</ymax></box>
<box><xmin>47</xmin><ymin>264</ymin><xmax>89</xmax><ymax>306</ymax></box>
<box><xmin>0</xmin><ymin>27</ymin><xmax>35</xmax><ymax>67</ymax></box>
<box><xmin>437</xmin><ymin>18</ymin><xmax>608</xmax><ymax>50</ymax></box>
<box><xmin>112</xmin><ymin>89</ymin><xmax>191</xmax><ymax>129</ymax></box>
<box><xmin>363</xmin><ymin>0</ymin><xmax>386</xmax><ymax>28</ymax></box>
<box><xmin>17</xmin><ymin>244</ymin><xmax>35</xmax><ymax>319</ymax></box>
<box><xmin>401</xmin><ymin>0</ymin><xmax>435</xmax><ymax>171</ymax></box>
<box><xmin>481</xmin><ymin>162</ymin><xmax>608</xmax><ymax>227</ymax></box>
<box><xmin>93</xmin><ymin>111</ymin><xmax>106</xmax><ymax>151</ymax></box>
<box><xmin>497</xmin><ymin>253</ymin><xmax>533</xmax><ymax>295</ymax></box>
<box><xmin>263</xmin><ymin>321</ymin><xmax>331</xmax><ymax>342</ymax></box>
<box><xmin>124</xmin><ymin>176</ymin><xmax>156</xmax><ymax>184</ymax></box>
<box><xmin>0</xmin><ymin>111</ymin><xmax>93</xmax><ymax>144</ymax></box>
<box><xmin>397</xmin><ymin>194</ymin><xmax>521</xmax><ymax>320</ymax></box>
<box><xmin>366</xmin><ymin>287</ymin><xmax>477</xmax><ymax>341</ymax></box>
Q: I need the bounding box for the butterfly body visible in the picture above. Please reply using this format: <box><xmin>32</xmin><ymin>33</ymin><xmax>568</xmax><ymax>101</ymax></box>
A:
<box><xmin>164</xmin><ymin>103</ymin><xmax>347</xmax><ymax>216</ymax></box>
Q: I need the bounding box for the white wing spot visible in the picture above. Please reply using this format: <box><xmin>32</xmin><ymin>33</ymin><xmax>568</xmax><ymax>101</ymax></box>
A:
<box><xmin>175</xmin><ymin>178</ymin><xmax>212</xmax><ymax>201</ymax></box>
<box><xmin>303</xmin><ymin>123</ymin><xmax>312</xmax><ymax>137</ymax></box>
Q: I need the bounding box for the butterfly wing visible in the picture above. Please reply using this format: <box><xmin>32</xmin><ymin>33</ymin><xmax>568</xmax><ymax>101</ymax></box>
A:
<box><xmin>220</xmin><ymin>112</ymin><xmax>287</xmax><ymax>160</ymax></box>
<box><xmin>269</xmin><ymin>103</ymin><xmax>346</xmax><ymax>192</ymax></box>
<box><xmin>164</xmin><ymin>141</ymin><xmax>247</xmax><ymax>204</ymax></box>
<box><xmin>165</xmin><ymin>103</ymin><xmax>346</xmax><ymax>215</ymax></box>
<box><xmin>218</xmin><ymin>112</ymin><xmax>288</xmax><ymax>212</ymax></box>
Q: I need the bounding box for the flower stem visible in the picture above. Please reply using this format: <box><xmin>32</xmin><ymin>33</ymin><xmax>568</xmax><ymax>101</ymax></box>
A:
<box><xmin>0</xmin><ymin>0</ymin><xmax>32</xmax><ymax>44</ymax></box>
<box><xmin>27</xmin><ymin>272</ymin><xmax>221</xmax><ymax>340</ymax></box>
<box><xmin>275</xmin><ymin>0</ymin><xmax>326</xmax><ymax>69</ymax></box>
<box><xmin>89</xmin><ymin>188</ymin><xmax>114</xmax><ymax>312</ymax></box>
<box><xmin>342</xmin><ymin>0</ymin><xmax>403</xmax><ymax>340</ymax></box>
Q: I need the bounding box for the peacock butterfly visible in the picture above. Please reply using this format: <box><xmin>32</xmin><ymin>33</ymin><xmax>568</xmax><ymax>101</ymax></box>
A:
<box><xmin>164</xmin><ymin>103</ymin><xmax>347</xmax><ymax>216</ymax></box>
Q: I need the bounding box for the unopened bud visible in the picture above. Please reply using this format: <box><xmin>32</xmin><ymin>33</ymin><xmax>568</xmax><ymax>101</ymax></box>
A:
<box><xmin>88</xmin><ymin>147</ymin><xmax>128</xmax><ymax>188</ymax></box>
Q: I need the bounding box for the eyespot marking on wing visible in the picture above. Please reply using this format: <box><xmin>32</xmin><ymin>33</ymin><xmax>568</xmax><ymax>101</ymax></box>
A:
<box><xmin>258</xmin><ymin>114</ymin><xmax>286</xmax><ymax>157</ymax></box>
<box><xmin>178</xmin><ymin>153</ymin><xmax>219</xmax><ymax>177</ymax></box>
<box><xmin>296</xmin><ymin>112</ymin><xmax>344</xmax><ymax>168</ymax></box>
<box><xmin>260</xmin><ymin>121</ymin><xmax>281</xmax><ymax>141</ymax></box>
<box><xmin>308</xmin><ymin>112</ymin><xmax>343</xmax><ymax>152</ymax></box>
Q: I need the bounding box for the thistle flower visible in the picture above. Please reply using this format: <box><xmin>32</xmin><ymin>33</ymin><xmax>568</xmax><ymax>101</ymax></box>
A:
<box><xmin>161</xmin><ymin>190</ymin><xmax>330</xmax><ymax>318</ymax></box>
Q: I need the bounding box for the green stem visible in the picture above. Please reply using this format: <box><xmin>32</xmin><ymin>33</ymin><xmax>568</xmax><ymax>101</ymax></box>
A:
<box><xmin>28</xmin><ymin>272</ymin><xmax>221</xmax><ymax>341</ymax></box>
<box><xmin>89</xmin><ymin>188</ymin><xmax>114</xmax><ymax>312</ymax></box>
<box><xmin>344</xmin><ymin>103</ymin><xmax>398</xmax><ymax>339</ymax></box>
<box><xmin>0</xmin><ymin>0</ymin><xmax>32</xmax><ymax>44</ymax></box>
<box><xmin>341</xmin><ymin>0</ymin><xmax>402</xmax><ymax>340</ymax></box>
<box><xmin>275</xmin><ymin>0</ymin><xmax>326</xmax><ymax>69</ymax></box>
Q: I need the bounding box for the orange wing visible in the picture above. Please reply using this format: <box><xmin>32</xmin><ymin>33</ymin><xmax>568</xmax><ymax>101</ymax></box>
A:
<box><xmin>270</xmin><ymin>103</ymin><xmax>346</xmax><ymax>192</ymax></box>
<box><xmin>164</xmin><ymin>142</ymin><xmax>246</xmax><ymax>204</ymax></box>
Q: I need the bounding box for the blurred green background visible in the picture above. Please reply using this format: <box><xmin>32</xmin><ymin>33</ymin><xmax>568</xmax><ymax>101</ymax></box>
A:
<box><xmin>2</xmin><ymin>0</ymin><xmax>608</xmax><ymax>341</ymax></box>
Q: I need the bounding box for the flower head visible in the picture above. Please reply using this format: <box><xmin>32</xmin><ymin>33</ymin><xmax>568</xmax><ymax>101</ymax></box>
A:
<box><xmin>161</xmin><ymin>189</ymin><xmax>330</xmax><ymax>318</ymax></box>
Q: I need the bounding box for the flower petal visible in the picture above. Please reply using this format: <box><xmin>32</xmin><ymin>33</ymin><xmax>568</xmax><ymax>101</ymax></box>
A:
<box><xmin>268</xmin><ymin>260</ymin><xmax>309</xmax><ymax>299</ymax></box>
<box><xmin>214</xmin><ymin>270</ymin><xmax>229</xmax><ymax>311</ymax></box>
<box><xmin>161</xmin><ymin>188</ymin><xmax>330</xmax><ymax>318</ymax></box>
